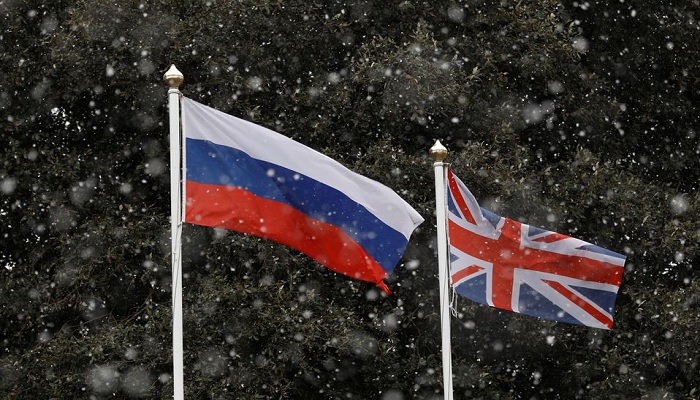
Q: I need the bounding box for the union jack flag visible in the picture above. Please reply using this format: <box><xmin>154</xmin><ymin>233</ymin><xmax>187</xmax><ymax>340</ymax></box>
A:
<box><xmin>446</xmin><ymin>168</ymin><xmax>626</xmax><ymax>329</ymax></box>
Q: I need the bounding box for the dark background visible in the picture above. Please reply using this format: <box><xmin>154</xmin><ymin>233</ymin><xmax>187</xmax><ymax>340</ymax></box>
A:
<box><xmin>1</xmin><ymin>0</ymin><xmax>698</xmax><ymax>398</ymax></box>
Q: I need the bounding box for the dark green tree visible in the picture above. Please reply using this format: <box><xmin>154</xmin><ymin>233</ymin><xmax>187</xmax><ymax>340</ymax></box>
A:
<box><xmin>1</xmin><ymin>0</ymin><xmax>697</xmax><ymax>398</ymax></box>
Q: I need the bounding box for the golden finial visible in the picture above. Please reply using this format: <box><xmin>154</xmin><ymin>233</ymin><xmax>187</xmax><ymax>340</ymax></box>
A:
<box><xmin>163</xmin><ymin>64</ymin><xmax>184</xmax><ymax>89</ymax></box>
<box><xmin>429</xmin><ymin>140</ymin><xmax>448</xmax><ymax>162</ymax></box>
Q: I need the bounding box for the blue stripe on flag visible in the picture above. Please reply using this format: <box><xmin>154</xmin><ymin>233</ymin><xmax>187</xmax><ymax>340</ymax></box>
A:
<box><xmin>570</xmin><ymin>285</ymin><xmax>618</xmax><ymax>314</ymax></box>
<box><xmin>186</xmin><ymin>138</ymin><xmax>407</xmax><ymax>272</ymax></box>
<box><xmin>447</xmin><ymin>191</ymin><xmax>460</xmax><ymax>218</ymax></box>
<box><xmin>453</xmin><ymin>274</ymin><xmax>488</xmax><ymax>306</ymax></box>
<box><xmin>528</xmin><ymin>225</ymin><xmax>550</xmax><ymax>236</ymax></box>
<box><xmin>480</xmin><ymin>208</ymin><xmax>501</xmax><ymax>228</ymax></box>
<box><xmin>575</xmin><ymin>244</ymin><xmax>627</xmax><ymax>260</ymax></box>
<box><xmin>517</xmin><ymin>283</ymin><xmax>582</xmax><ymax>326</ymax></box>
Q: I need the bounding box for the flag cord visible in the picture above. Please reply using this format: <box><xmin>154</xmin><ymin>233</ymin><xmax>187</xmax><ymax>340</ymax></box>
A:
<box><xmin>449</xmin><ymin>287</ymin><xmax>458</xmax><ymax>317</ymax></box>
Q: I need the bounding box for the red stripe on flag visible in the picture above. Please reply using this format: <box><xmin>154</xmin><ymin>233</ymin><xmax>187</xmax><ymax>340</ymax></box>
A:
<box><xmin>185</xmin><ymin>180</ymin><xmax>388</xmax><ymax>285</ymax></box>
<box><xmin>543</xmin><ymin>280</ymin><xmax>614</xmax><ymax>329</ymax></box>
<box><xmin>451</xmin><ymin>265</ymin><xmax>484</xmax><ymax>285</ymax></box>
<box><xmin>448</xmin><ymin>219</ymin><xmax>623</xmax><ymax>286</ymax></box>
<box><xmin>447</xmin><ymin>169</ymin><xmax>477</xmax><ymax>225</ymax></box>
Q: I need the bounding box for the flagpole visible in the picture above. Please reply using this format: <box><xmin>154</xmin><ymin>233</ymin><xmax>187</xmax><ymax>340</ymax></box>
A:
<box><xmin>164</xmin><ymin>65</ymin><xmax>185</xmax><ymax>400</ymax></box>
<box><xmin>430</xmin><ymin>140</ymin><xmax>454</xmax><ymax>400</ymax></box>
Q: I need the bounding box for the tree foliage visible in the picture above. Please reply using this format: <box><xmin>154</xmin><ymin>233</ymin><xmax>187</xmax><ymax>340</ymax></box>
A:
<box><xmin>1</xmin><ymin>0</ymin><xmax>698</xmax><ymax>398</ymax></box>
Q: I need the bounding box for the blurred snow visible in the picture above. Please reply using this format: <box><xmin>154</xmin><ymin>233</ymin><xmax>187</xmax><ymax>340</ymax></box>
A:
<box><xmin>0</xmin><ymin>178</ymin><xmax>17</xmax><ymax>195</ymax></box>
<box><xmin>121</xmin><ymin>367</ymin><xmax>152</xmax><ymax>398</ymax></box>
<box><xmin>670</xmin><ymin>195</ymin><xmax>688</xmax><ymax>215</ymax></box>
<box><xmin>381</xmin><ymin>389</ymin><xmax>405</xmax><ymax>400</ymax></box>
<box><xmin>88</xmin><ymin>365</ymin><xmax>120</xmax><ymax>394</ymax></box>
<box><xmin>194</xmin><ymin>348</ymin><xmax>228</xmax><ymax>378</ymax></box>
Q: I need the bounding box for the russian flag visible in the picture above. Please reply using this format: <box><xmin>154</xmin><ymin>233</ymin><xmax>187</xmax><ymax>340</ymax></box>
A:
<box><xmin>182</xmin><ymin>97</ymin><xmax>424</xmax><ymax>291</ymax></box>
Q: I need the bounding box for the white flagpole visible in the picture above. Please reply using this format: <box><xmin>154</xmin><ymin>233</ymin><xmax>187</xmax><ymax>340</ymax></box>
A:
<box><xmin>164</xmin><ymin>65</ymin><xmax>185</xmax><ymax>400</ymax></box>
<box><xmin>430</xmin><ymin>140</ymin><xmax>454</xmax><ymax>400</ymax></box>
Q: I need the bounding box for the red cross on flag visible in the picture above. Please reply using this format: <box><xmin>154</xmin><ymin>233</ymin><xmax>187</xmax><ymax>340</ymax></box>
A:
<box><xmin>446</xmin><ymin>168</ymin><xmax>626</xmax><ymax>329</ymax></box>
